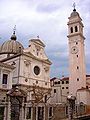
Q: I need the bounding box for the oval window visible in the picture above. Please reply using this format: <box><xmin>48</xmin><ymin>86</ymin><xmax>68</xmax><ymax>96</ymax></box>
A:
<box><xmin>34</xmin><ymin>66</ymin><xmax>40</xmax><ymax>75</ymax></box>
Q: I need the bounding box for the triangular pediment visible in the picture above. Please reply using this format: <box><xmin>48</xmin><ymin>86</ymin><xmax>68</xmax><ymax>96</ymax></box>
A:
<box><xmin>31</xmin><ymin>39</ymin><xmax>45</xmax><ymax>47</ymax></box>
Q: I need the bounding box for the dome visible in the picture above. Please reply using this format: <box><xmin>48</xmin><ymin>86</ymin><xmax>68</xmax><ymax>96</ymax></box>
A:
<box><xmin>0</xmin><ymin>33</ymin><xmax>24</xmax><ymax>54</ymax></box>
<box><xmin>70</xmin><ymin>9</ymin><xmax>80</xmax><ymax>17</ymax></box>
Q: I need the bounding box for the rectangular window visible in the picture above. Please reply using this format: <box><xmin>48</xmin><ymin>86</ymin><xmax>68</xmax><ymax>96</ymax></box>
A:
<box><xmin>2</xmin><ymin>74</ymin><xmax>8</xmax><ymax>84</ymax></box>
<box><xmin>24</xmin><ymin>107</ymin><xmax>25</xmax><ymax>119</ymax></box>
<box><xmin>58</xmin><ymin>81</ymin><xmax>60</xmax><ymax>84</ymax></box>
<box><xmin>49</xmin><ymin>107</ymin><xmax>53</xmax><ymax>117</ymax></box>
<box><xmin>75</xmin><ymin>26</ymin><xmax>78</xmax><ymax>32</ymax></box>
<box><xmin>65</xmin><ymin>106</ymin><xmax>68</xmax><ymax>115</ymax></box>
<box><xmin>45</xmin><ymin>95</ymin><xmax>47</xmax><ymax>103</ymax></box>
<box><xmin>66</xmin><ymin>81</ymin><xmax>69</xmax><ymax>84</ymax></box>
<box><xmin>70</xmin><ymin>27</ymin><xmax>73</xmax><ymax>33</ymax></box>
<box><xmin>26</xmin><ymin>107</ymin><xmax>31</xmax><ymax>119</ymax></box>
<box><xmin>62</xmin><ymin>81</ymin><xmax>64</xmax><ymax>84</ymax></box>
<box><xmin>38</xmin><ymin>107</ymin><xmax>44</xmax><ymax>120</ymax></box>
<box><xmin>54</xmin><ymin>89</ymin><xmax>56</xmax><ymax>93</ymax></box>
<box><xmin>54</xmin><ymin>81</ymin><xmax>57</xmax><ymax>84</ymax></box>
<box><xmin>37</xmin><ymin>49</ymin><xmax>39</xmax><ymax>56</ymax></box>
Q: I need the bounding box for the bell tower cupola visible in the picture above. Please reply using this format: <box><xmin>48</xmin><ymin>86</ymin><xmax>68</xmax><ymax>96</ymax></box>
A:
<box><xmin>68</xmin><ymin>3</ymin><xmax>84</xmax><ymax>39</ymax></box>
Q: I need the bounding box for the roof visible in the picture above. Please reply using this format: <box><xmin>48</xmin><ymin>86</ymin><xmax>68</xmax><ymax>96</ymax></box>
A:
<box><xmin>50</xmin><ymin>75</ymin><xmax>90</xmax><ymax>82</ymax></box>
<box><xmin>0</xmin><ymin>53</ymin><xmax>22</xmax><ymax>62</ymax></box>
<box><xmin>86</xmin><ymin>75</ymin><xmax>90</xmax><ymax>78</ymax></box>
<box><xmin>50</xmin><ymin>77</ymin><xmax>69</xmax><ymax>81</ymax></box>
<box><xmin>0</xmin><ymin>33</ymin><xmax>24</xmax><ymax>54</ymax></box>
<box><xmin>0</xmin><ymin>50</ymin><xmax>52</xmax><ymax>65</ymax></box>
<box><xmin>50</xmin><ymin>77</ymin><xmax>57</xmax><ymax>81</ymax></box>
<box><xmin>70</xmin><ymin>9</ymin><xmax>80</xmax><ymax>17</ymax></box>
<box><xmin>61</xmin><ymin>77</ymin><xmax>69</xmax><ymax>81</ymax></box>
<box><xmin>77</xmin><ymin>87</ymin><xmax>90</xmax><ymax>92</ymax></box>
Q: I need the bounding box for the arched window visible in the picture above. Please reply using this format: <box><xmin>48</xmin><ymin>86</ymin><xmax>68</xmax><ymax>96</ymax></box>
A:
<box><xmin>75</xmin><ymin>26</ymin><xmax>78</xmax><ymax>32</ymax></box>
<box><xmin>70</xmin><ymin>27</ymin><xmax>73</xmax><ymax>33</ymax></box>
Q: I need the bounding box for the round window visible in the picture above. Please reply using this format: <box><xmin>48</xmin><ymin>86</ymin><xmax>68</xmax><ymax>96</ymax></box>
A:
<box><xmin>34</xmin><ymin>66</ymin><xmax>40</xmax><ymax>75</ymax></box>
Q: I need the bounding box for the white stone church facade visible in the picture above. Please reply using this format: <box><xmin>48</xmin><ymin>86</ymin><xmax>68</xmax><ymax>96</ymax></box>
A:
<box><xmin>0</xmin><ymin>31</ymin><xmax>52</xmax><ymax>120</ymax></box>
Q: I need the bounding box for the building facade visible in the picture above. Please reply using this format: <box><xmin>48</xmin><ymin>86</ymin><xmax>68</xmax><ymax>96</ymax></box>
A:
<box><xmin>50</xmin><ymin>77</ymin><xmax>69</xmax><ymax>104</ymax></box>
<box><xmin>0</xmin><ymin>31</ymin><xmax>52</xmax><ymax>120</ymax></box>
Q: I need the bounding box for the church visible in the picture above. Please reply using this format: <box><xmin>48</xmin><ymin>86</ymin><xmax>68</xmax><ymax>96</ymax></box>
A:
<box><xmin>0</xmin><ymin>29</ymin><xmax>52</xmax><ymax>120</ymax></box>
<box><xmin>0</xmin><ymin>5</ymin><xmax>90</xmax><ymax>120</ymax></box>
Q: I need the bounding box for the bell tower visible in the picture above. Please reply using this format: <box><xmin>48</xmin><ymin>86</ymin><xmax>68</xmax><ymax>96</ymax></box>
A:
<box><xmin>67</xmin><ymin>5</ymin><xmax>86</xmax><ymax>96</ymax></box>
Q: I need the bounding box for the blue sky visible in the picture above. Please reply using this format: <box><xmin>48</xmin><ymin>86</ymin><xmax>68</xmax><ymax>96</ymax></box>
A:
<box><xmin>0</xmin><ymin>0</ymin><xmax>90</xmax><ymax>78</ymax></box>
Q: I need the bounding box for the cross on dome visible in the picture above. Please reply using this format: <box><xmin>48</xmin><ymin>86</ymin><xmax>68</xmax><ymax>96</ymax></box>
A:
<box><xmin>37</xmin><ymin>35</ymin><xmax>39</xmax><ymax>38</ymax></box>
<box><xmin>13</xmin><ymin>25</ymin><xmax>16</xmax><ymax>34</ymax></box>
<box><xmin>73</xmin><ymin>2</ymin><xmax>76</xmax><ymax>11</ymax></box>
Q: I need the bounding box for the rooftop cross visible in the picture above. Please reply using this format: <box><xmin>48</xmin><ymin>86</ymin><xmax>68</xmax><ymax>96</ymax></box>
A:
<box><xmin>13</xmin><ymin>25</ymin><xmax>16</xmax><ymax>34</ymax></box>
<box><xmin>73</xmin><ymin>2</ymin><xmax>76</xmax><ymax>11</ymax></box>
<box><xmin>37</xmin><ymin>35</ymin><xmax>39</xmax><ymax>38</ymax></box>
<box><xmin>11</xmin><ymin>25</ymin><xmax>17</xmax><ymax>40</ymax></box>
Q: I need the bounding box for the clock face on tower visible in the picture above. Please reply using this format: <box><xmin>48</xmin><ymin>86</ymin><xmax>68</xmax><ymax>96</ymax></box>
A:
<box><xmin>71</xmin><ymin>46</ymin><xmax>78</xmax><ymax>54</ymax></box>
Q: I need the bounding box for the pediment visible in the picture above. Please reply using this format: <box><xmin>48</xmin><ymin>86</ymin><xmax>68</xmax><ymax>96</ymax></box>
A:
<box><xmin>31</xmin><ymin>39</ymin><xmax>45</xmax><ymax>47</ymax></box>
